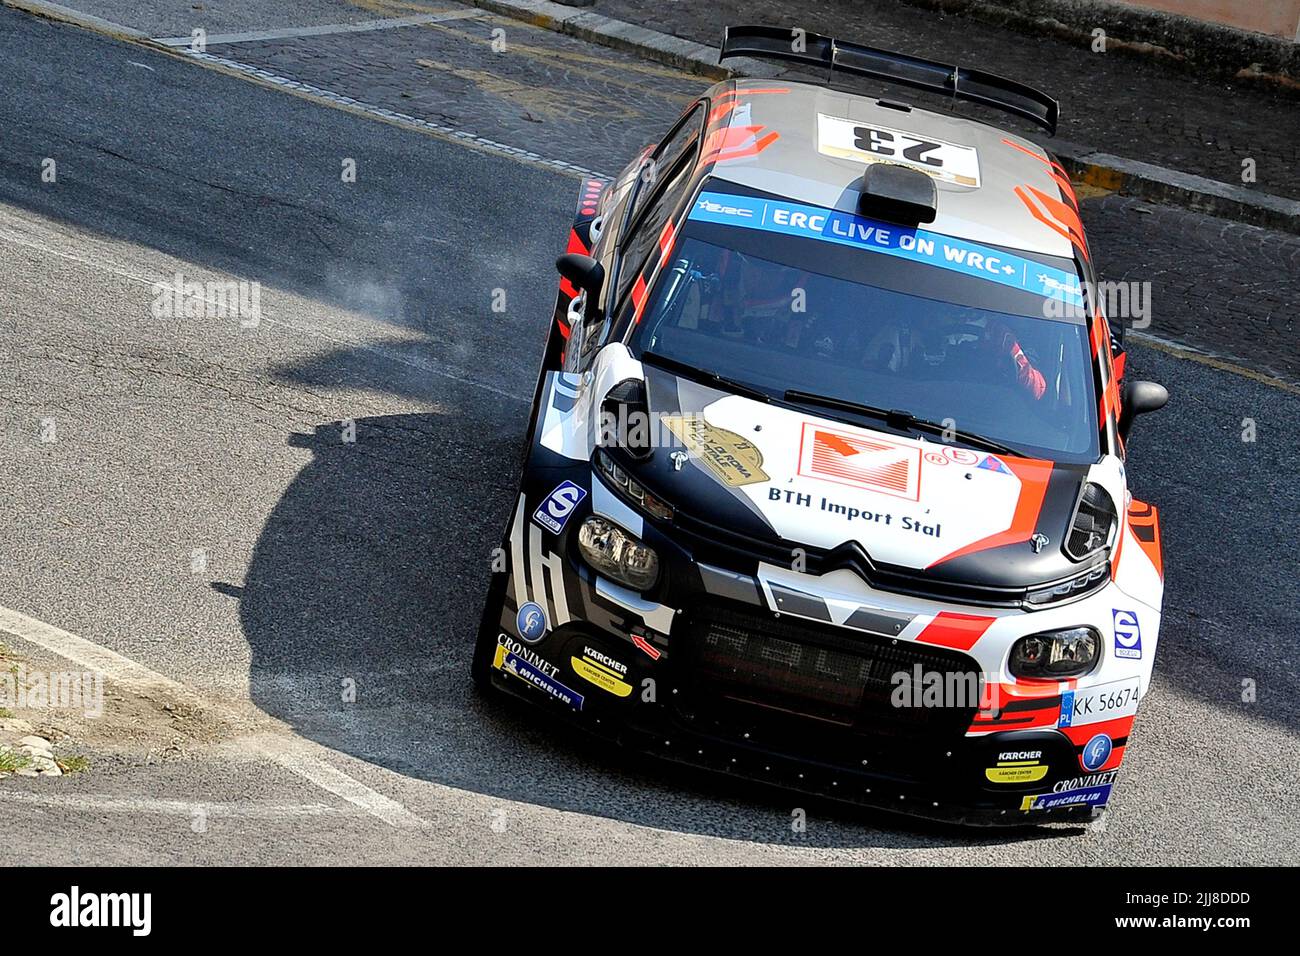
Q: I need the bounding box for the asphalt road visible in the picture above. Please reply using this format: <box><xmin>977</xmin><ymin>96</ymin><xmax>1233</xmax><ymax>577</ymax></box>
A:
<box><xmin>0</xmin><ymin>3</ymin><xmax>1297</xmax><ymax>865</ymax></box>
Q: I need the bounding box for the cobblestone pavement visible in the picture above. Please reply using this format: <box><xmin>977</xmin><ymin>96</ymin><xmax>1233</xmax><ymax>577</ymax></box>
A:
<box><xmin>36</xmin><ymin>0</ymin><xmax>386</xmax><ymax>35</ymax></box>
<box><xmin>1087</xmin><ymin>196</ymin><xmax>1300</xmax><ymax>381</ymax></box>
<box><xmin>208</xmin><ymin>5</ymin><xmax>705</xmax><ymax>176</ymax></box>
<box><xmin>185</xmin><ymin>3</ymin><xmax>1300</xmax><ymax>381</ymax></box>
<box><xmin>598</xmin><ymin>0</ymin><xmax>1300</xmax><ymax>202</ymax></box>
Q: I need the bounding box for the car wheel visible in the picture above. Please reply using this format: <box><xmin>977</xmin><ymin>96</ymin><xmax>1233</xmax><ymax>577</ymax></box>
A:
<box><xmin>470</xmin><ymin>539</ymin><xmax>511</xmax><ymax>693</ymax></box>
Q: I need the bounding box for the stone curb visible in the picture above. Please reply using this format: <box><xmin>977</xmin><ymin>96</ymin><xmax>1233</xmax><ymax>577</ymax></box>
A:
<box><xmin>465</xmin><ymin>0</ymin><xmax>1300</xmax><ymax>234</ymax></box>
<box><xmin>3</xmin><ymin>0</ymin><xmax>145</xmax><ymax>40</ymax></box>
<box><xmin>898</xmin><ymin>0</ymin><xmax>1300</xmax><ymax>90</ymax></box>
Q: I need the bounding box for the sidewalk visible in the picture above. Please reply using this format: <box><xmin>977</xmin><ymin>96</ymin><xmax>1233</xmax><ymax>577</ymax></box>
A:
<box><xmin>593</xmin><ymin>0</ymin><xmax>1300</xmax><ymax>204</ymax></box>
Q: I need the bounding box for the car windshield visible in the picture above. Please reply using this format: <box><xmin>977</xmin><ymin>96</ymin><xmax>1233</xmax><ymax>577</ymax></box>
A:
<box><xmin>629</xmin><ymin>195</ymin><xmax>1100</xmax><ymax>462</ymax></box>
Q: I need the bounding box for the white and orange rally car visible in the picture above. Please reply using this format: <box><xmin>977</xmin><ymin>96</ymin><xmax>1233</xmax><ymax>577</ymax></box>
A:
<box><xmin>473</xmin><ymin>26</ymin><xmax>1169</xmax><ymax>825</ymax></box>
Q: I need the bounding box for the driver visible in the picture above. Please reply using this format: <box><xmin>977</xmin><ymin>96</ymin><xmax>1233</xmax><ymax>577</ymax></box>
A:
<box><xmin>714</xmin><ymin>251</ymin><xmax>812</xmax><ymax>347</ymax></box>
<box><xmin>866</xmin><ymin>312</ymin><xmax>1047</xmax><ymax>401</ymax></box>
<box><xmin>992</xmin><ymin>321</ymin><xmax>1047</xmax><ymax>401</ymax></box>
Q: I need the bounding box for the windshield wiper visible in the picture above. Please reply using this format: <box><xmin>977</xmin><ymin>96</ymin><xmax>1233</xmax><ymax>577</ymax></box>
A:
<box><xmin>641</xmin><ymin>352</ymin><xmax>771</xmax><ymax>404</ymax></box>
<box><xmin>783</xmin><ymin>389</ymin><xmax>1019</xmax><ymax>456</ymax></box>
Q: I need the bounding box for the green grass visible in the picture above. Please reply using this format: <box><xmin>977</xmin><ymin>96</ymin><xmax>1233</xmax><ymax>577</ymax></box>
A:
<box><xmin>56</xmin><ymin>755</ymin><xmax>90</xmax><ymax>775</ymax></box>
<box><xmin>0</xmin><ymin>748</ymin><xmax>32</xmax><ymax>773</ymax></box>
<box><xmin>0</xmin><ymin>707</ymin><xmax>13</xmax><ymax>719</ymax></box>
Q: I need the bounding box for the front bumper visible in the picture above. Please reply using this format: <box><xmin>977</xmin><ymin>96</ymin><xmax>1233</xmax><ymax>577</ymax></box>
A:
<box><xmin>485</xmin><ymin>464</ymin><xmax>1149</xmax><ymax>827</ymax></box>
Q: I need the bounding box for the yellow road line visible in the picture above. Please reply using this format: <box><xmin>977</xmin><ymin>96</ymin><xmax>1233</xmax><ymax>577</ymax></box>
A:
<box><xmin>1129</xmin><ymin>332</ymin><xmax>1300</xmax><ymax>396</ymax></box>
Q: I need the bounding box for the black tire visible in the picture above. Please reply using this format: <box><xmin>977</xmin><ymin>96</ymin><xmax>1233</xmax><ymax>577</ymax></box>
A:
<box><xmin>471</xmin><ymin>559</ymin><xmax>509</xmax><ymax>692</ymax></box>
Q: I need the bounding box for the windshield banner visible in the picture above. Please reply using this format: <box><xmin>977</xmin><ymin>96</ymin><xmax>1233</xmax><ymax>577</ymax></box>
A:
<box><xmin>688</xmin><ymin>191</ymin><xmax>1085</xmax><ymax>307</ymax></box>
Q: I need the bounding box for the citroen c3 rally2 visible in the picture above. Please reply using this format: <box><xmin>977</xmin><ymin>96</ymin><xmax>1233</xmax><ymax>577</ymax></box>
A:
<box><xmin>471</xmin><ymin>26</ymin><xmax>1170</xmax><ymax>825</ymax></box>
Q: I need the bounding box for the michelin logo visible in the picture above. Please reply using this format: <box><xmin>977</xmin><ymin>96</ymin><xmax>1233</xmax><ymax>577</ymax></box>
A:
<box><xmin>533</xmin><ymin>480</ymin><xmax>586</xmax><ymax>535</ymax></box>
<box><xmin>494</xmin><ymin>644</ymin><xmax>584</xmax><ymax>711</ymax></box>
<box><xmin>1021</xmin><ymin>784</ymin><xmax>1112</xmax><ymax>811</ymax></box>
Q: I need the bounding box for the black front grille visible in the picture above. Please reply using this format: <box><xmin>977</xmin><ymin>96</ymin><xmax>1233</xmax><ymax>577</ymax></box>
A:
<box><xmin>680</xmin><ymin>603</ymin><xmax>980</xmax><ymax>746</ymax></box>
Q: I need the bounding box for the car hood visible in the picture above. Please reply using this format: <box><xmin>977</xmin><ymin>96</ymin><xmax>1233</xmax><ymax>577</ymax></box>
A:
<box><xmin>638</xmin><ymin>365</ymin><xmax>1093</xmax><ymax>588</ymax></box>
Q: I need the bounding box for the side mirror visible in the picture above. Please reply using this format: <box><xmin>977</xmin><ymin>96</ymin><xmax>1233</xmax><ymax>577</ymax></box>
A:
<box><xmin>556</xmin><ymin>253</ymin><xmax>604</xmax><ymax>296</ymax></box>
<box><xmin>1118</xmin><ymin>380</ymin><xmax>1169</xmax><ymax>440</ymax></box>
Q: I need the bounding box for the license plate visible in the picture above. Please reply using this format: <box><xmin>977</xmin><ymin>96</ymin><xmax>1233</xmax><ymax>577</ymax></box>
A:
<box><xmin>1058</xmin><ymin>678</ymin><xmax>1141</xmax><ymax>728</ymax></box>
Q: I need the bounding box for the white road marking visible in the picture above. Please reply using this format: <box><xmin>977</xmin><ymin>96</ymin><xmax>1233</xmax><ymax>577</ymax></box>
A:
<box><xmin>0</xmin><ymin>603</ymin><xmax>429</xmax><ymax>829</ymax></box>
<box><xmin>153</xmin><ymin>11</ymin><xmax>482</xmax><ymax>47</ymax></box>
<box><xmin>248</xmin><ymin>736</ymin><xmax>428</xmax><ymax>829</ymax></box>
<box><xmin>0</xmin><ymin>791</ymin><xmax>355</xmax><ymax>819</ymax></box>
<box><xmin>0</xmin><ymin>604</ymin><xmax>200</xmax><ymax>702</ymax></box>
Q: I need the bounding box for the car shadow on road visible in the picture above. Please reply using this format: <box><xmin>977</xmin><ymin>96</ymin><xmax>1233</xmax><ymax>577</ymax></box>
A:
<box><xmin>230</xmin><ymin>411</ymin><xmax>1077</xmax><ymax>851</ymax></box>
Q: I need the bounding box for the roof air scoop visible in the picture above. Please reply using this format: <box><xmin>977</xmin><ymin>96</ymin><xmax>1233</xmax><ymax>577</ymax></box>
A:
<box><xmin>857</xmin><ymin>163</ymin><xmax>938</xmax><ymax>226</ymax></box>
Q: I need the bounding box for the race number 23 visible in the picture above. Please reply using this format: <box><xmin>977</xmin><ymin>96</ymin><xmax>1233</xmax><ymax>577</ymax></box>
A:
<box><xmin>853</xmin><ymin>126</ymin><xmax>943</xmax><ymax>168</ymax></box>
<box><xmin>815</xmin><ymin>114</ymin><xmax>982</xmax><ymax>187</ymax></box>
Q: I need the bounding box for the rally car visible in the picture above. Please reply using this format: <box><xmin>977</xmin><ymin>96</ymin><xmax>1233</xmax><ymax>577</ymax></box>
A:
<box><xmin>472</xmin><ymin>26</ymin><xmax>1169</xmax><ymax>825</ymax></box>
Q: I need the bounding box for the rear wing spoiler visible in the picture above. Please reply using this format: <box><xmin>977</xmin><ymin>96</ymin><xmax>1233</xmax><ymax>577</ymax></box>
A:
<box><xmin>719</xmin><ymin>25</ymin><xmax>1060</xmax><ymax>135</ymax></box>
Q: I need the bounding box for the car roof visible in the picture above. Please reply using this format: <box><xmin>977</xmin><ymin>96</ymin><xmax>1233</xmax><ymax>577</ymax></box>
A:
<box><xmin>700</xmin><ymin>78</ymin><xmax>1087</xmax><ymax>262</ymax></box>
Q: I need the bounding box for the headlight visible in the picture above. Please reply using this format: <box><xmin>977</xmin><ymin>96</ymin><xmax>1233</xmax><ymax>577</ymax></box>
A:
<box><xmin>595</xmin><ymin>448</ymin><xmax>672</xmax><ymax>522</ymax></box>
<box><xmin>1009</xmin><ymin>627</ymin><xmax>1100</xmax><ymax>679</ymax></box>
<box><xmin>577</xmin><ymin>516</ymin><xmax>660</xmax><ymax>591</ymax></box>
<box><xmin>1065</xmin><ymin>483</ymin><xmax>1117</xmax><ymax>561</ymax></box>
<box><xmin>1025</xmin><ymin>561</ymin><xmax>1109</xmax><ymax>606</ymax></box>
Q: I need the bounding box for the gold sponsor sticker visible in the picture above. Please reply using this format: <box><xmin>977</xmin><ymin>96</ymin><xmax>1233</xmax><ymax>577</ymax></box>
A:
<box><xmin>662</xmin><ymin>414</ymin><xmax>769</xmax><ymax>487</ymax></box>
<box><xmin>571</xmin><ymin>656</ymin><xmax>633</xmax><ymax>697</ymax></box>
<box><xmin>985</xmin><ymin>762</ymin><xmax>1049</xmax><ymax>784</ymax></box>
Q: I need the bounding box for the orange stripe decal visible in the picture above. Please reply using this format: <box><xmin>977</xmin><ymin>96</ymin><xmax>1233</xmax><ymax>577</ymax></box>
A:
<box><xmin>915</xmin><ymin>612</ymin><xmax>996</xmax><ymax>651</ymax></box>
<box><xmin>657</xmin><ymin>219</ymin><xmax>676</xmax><ymax>257</ymax></box>
<box><xmin>1110</xmin><ymin>516</ymin><xmax>1126</xmax><ymax>580</ymax></box>
<box><xmin>557</xmin><ymin>227</ymin><xmax>588</xmax><ymax>300</ymax></box>
<box><xmin>1003</xmin><ymin>138</ymin><xmax>1081</xmax><ymax>210</ymax></box>
<box><xmin>702</xmin><ymin>126</ymin><xmax>780</xmax><ymax>165</ymax></box>
<box><xmin>927</xmin><ymin>456</ymin><xmax>1054</xmax><ymax>567</ymax></box>
<box><xmin>1126</xmin><ymin>499</ymin><xmax>1164</xmax><ymax>580</ymax></box>
<box><xmin>1028</xmin><ymin>185</ymin><xmax>1090</xmax><ymax>260</ymax></box>
<box><xmin>630</xmin><ymin>275</ymin><xmax>649</xmax><ymax>324</ymax></box>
